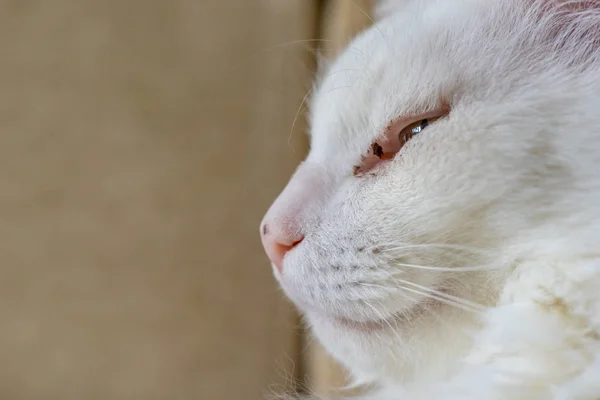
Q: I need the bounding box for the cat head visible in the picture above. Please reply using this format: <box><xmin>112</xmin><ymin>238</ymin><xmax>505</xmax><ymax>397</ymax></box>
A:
<box><xmin>260</xmin><ymin>0</ymin><xmax>600</xmax><ymax>383</ymax></box>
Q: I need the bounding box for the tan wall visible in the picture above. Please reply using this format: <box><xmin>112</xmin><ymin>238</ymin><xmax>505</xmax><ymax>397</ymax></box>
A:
<box><xmin>0</xmin><ymin>1</ymin><xmax>317</xmax><ymax>399</ymax></box>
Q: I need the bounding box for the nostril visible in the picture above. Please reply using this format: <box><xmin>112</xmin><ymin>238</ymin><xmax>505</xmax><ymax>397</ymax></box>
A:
<box><xmin>278</xmin><ymin>235</ymin><xmax>304</xmax><ymax>255</ymax></box>
<box><xmin>261</xmin><ymin>227</ymin><xmax>305</xmax><ymax>274</ymax></box>
<box><xmin>273</xmin><ymin>235</ymin><xmax>304</xmax><ymax>259</ymax></box>
<box><xmin>270</xmin><ymin>236</ymin><xmax>304</xmax><ymax>273</ymax></box>
<box><xmin>275</xmin><ymin>242</ymin><xmax>294</xmax><ymax>256</ymax></box>
<box><xmin>290</xmin><ymin>237</ymin><xmax>304</xmax><ymax>249</ymax></box>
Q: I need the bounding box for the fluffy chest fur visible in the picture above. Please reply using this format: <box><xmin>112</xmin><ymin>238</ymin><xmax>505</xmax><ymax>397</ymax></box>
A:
<box><xmin>260</xmin><ymin>0</ymin><xmax>600</xmax><ymax>398</ymax></box>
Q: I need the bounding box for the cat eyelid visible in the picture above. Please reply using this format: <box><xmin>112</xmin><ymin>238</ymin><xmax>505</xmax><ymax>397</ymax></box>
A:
<box><xmin>353</xmin><ymin>109</ymin><xmax>449</xmax><ymax>177</ymax></box>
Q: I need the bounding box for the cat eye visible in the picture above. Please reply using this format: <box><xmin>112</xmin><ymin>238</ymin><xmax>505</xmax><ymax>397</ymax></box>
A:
<box><xmin>398</xmin><ymin>117</ymin><xmax>441</xmax><ymax>144</ymax></box>
<box><xmin>353</xmin><ymin>113</ymin><xmax>446</xmax><ymax>176</ymax></box>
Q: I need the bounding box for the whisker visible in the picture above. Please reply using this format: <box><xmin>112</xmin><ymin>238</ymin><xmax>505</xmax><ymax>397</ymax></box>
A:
<box><xmin>392</xmin><ymin>262</ymin><xmax>498</xmax><ymax>273</ymax></box>
<box><xmin>287</xmin><ymin>68</ymin><xmax>366</xmax><ymax>151</ymax></box>
<box><xmin>362</xmin><ymin>299</ymin><xmax>404</xmax><ymax>344</ymax></box>
<box><xmin>359</xmin><ymin>283</ymin><xmax>477</xmax><ymax>337</ymax></box>
<box><xmin>395</xmin><ymin>285</ymin><xmax>482</xmax><ymax>314</ymax></box>
<box><xmin>361</xmin><ymin>282</ymin><xmax>480</xmax><ymax>314</ymax></box>
<box><xmin>348</xmin><ymin>0</ymin><xmax>394</xmax><ymax>58</ymax></box>
<box><xmin>386</xmin><ymin>276</ymin><xmax>487</xmax><ymax>311</ymax></box>
<box><xmin>287</xmin><ymin>87</ymin><xmax>314</xmax><ymax>153</ymax></box>
<box><xmin>359</xmin><ymin>280</ymin><xmax>483</xmax><ymax>314</ymax></box>
<box><xmin>369</xmin><ymin>242</ymin><xmax>493</xmax><ymax>255</ymax></box>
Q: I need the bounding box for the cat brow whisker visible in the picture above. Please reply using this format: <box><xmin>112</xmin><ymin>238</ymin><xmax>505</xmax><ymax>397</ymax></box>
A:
<box><xmin>348</xmin><ymin>0</ymin><xmax>394</xmax><ymax>58</ymax></box>
<box><xmin>288</xmin><ymin>68</ymin><xmax>372</xmax><ymax>151</ymax></box>
<box><xmin>288</xmin><ymin>87</ymin><xmax>314</xmax><ymax>153</ymax></box>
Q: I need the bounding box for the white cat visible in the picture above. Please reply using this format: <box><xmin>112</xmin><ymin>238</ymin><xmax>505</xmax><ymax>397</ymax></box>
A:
<box><xmin>260</xmin><ymin>0</ymin><xmax>600</xmax><ymax>398</ymax></box>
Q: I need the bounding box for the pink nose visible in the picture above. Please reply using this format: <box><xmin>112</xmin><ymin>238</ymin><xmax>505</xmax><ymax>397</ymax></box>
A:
<box><xmin>260</xmin><ymin>222</ymin><xmax>304</xmax><ymax>273</ymax></box>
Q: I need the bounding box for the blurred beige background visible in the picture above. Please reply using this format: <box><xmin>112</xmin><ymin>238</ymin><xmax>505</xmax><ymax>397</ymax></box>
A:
<box><xmin>0</xmin><ymin>0</ymin><xmax>371</xmax><ymax>399</ymax></box>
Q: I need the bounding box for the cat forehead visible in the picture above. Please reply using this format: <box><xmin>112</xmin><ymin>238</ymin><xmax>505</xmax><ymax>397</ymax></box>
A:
<box><xmin>309</xmin><ymin>37</ymin><xmax>394</xmax><ymax>159</ymax></box>
<box><xmin>308</xmin><ymin>0</ymin><xmax>579</xmax><ymax>158</ymax></box>
<box><xmin>309</xmin><ymin>3</ymin><xmax>467</xmax><ymax>159</ymax></box>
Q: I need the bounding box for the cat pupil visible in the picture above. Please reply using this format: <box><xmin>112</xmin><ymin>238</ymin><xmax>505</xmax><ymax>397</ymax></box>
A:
<box><xmin>412</xmin><ymin>119</ymin><xmax>429</xmax><ymax>134</ymax></box>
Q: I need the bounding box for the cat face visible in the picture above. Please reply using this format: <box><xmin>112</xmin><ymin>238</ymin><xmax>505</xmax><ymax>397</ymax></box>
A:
<box><xmin>261</xmin><ymin>0</ymin><xmax>600</xmax><ymax>382</ymax></box>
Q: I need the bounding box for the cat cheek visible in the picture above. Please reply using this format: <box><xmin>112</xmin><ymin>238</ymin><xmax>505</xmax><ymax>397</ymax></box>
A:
<box><xmin>354</xmin><ymin>154</ymin><xmax>394</xmax><ymax>176</ymax></box>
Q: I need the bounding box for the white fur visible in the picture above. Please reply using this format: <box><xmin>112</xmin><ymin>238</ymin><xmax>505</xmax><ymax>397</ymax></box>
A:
<box><xmin>373</xmin><ymin>0</ymin><xmax>420</xmax><ymax>20</ymax></box>
<box><xmin>261</xmin><ymin>0</ymin><xmax>600</xmax><ymax>398</ymax></box>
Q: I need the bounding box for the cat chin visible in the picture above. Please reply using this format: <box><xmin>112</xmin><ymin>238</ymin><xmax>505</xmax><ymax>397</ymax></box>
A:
<box><xmin>303</xmin><ymin>311</ymin><xmax>407</xmax><ymax>382</ymax></box>
<box><xmin>304</xmin><ymin>300</ymin><xmax>480</xmax><ymax>385</ymax></box>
